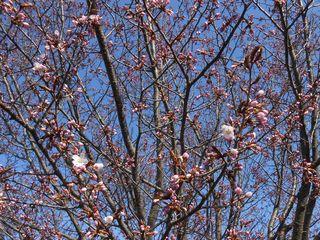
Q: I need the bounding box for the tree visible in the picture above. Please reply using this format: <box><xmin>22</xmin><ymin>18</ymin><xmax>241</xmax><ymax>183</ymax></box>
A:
<box><xmin>0</xmin><ymin>0</ymin><xmax>319</xmax><ymax>239</ymax></box>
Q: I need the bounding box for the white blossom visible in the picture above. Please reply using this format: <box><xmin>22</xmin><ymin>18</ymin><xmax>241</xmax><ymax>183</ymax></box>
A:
<box><xmin>229</xmin><ymin>148</ymin><xmax>239</xmax><ymax>158</ymax></box>
<box><xmin>256</xmin><ymin>90</ymin><xmax>265</xmax><ymax>97</ymax></box>
<box><xmin>32</xmin><ymin>62</ymin><xmax>47</xmax><ymax>72</ymax></box>
<box><xmin>245</xmin><ymin>191</ymin><xmax>253</xmax><ymax>198</ymax></box>
<box><xmin>72</xmin><ymin>155</ymin><xmax>88</xmax><ymax>167</ymax></box>
<box><xmin>93</xmin><ymin>163</ymin><xmax>104</xmax><ymax>171</ymax></box>
<box><xmin>104</xmin><ymin>215</ymin><xmax>114</xmax><ymax>225</ymax></box>
<box><xmin>221</xmin><ymin>124</ymin><xmax>235</xmax><ymax>141</ymax></box>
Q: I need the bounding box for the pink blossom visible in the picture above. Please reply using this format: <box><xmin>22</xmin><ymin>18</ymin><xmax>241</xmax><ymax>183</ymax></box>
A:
<box><xmin>256</xmin><ymin>111</ymin><xmax>268</xmax><ymax>125</ymax></box>
<box><xmin>249</xmin><ymin>100</ymin><xmax>259</xmax><ymax>107</ymax></box>
<box><xmin>89</xmin><ymin>14</ymin><xmax>102</xmax><ymax>25</ymax></box>
<box><xmin>171</xmin><ymin>175</ymin><xmax>180</xmax><ymax>183</ymax></box>
<box><xmin>256</xmin><ymin>112</ymin><xmax>266</xmax><ymax>119</ymax></box>
<box><xmin>308</xmin><ymin>106</ymin><xmax>315</xmax><ymax>112</ymax></box>
<box><xmin>182</xmin><ymin>152</ymin><xmax>190</xmax><ymax>160</ymax></box>
<box><xmin>229</xmin><ymin>148</ymin><xmax>239</xmax><ymax>158</ymax></box>
<box><xmin>235</xmin><ymin>163</ymin><xmax>243</xmax><ymax>171</ymax></box>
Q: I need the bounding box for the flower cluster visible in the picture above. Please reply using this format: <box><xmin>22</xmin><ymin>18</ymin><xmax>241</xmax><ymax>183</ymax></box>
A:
<box><xmin>72</xmin><ymin>154</ymin><xmax>104</xmax><ymax>174</ymax></box>
<box><xmin>147</xmin><ymin>0</ymin><xmax>170</xmax><ymax>8</ymax></box>
<box><xmin>72</xmin><ymin>15</ymin><xmax>102</xmax><ymax>27</ymax></box>
<box><xmin>32</xmin><ymin>62</ymin><xmax>47</xmax><ymax>72</ymax></box>
<box><xmin>1</xmin><ymin>2</ymin><xmax>32</xmax><ymax>28</ymax></box>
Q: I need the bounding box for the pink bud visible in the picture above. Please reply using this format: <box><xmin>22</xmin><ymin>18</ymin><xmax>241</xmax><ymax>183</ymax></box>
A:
<box><xmin>182</xmin><ymin>152</ymin><xmax>190</xmax><ymax>160</ymax></box>
<box><xmin>249</xmin><ymin>100</ymin><xmax>259</xmax><ymax>107</ymax></box>
<box><xmin>234</xmin><ymin>187</ymin><xmax>243</xmax><ymax>195</ymax></box>
<box><xmin>256</xmin><ymin>112</ymin><xmax>266</xmax><ymax>119</ymax></box>
<box><xmin>235</xmin><ymin>163</ymin><xmax>243</xmax><ymax>171</ymax></box>
<box><xmin>171</xmin><ymin>183</ymin><xmax>179</xmax><ymax>190</ymax></box>
<box><xmin>171</xmin><ymin>175</ymin><xmax>179</xmax><ymax>181</ymax></box>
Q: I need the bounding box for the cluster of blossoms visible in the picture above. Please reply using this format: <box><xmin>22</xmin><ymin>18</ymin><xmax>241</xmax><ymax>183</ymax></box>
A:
<box><xmin>132</xmin><ymin>102</ymin><xmax>148</xmax><ymax>113</ymax></box>
<box><xmin>147</xmin><ymin>0</ymin><xmax>170</xmax><ymax>8</ymax></box>
<box><xmin>84</xmin><ymin>215</ymin><xmax>114</xmax><ymax>239</ymax></box>
<box><xmin>131</xmin><ymin>224</ymin><xmax>158</xmax><ymax>237</ymax></box>
<box><xmin>27</xmin><ymin>99</ymin><xmax>50</xmax><ymax>120</ymax></box>
<box><xmin>249</xmin><ymin>90</ymin><xmax>269</xmax><ymax>126</ymax></box>
<box><xmin>293</xmin><ymin>161</ymin><xmax>320</xmax><ymax>192</ymax></box>
<box><xmin>39</xmin><ymin>118</ymin><xmax>78</xmax><ymax>152</ymax></box>
<box><xmin>67</xmin><ymin>153</ymin><xmax>115</xmax><ymax>239</ymax></box>
<box><xmin>227</xmin><ymin>227</ymin><xmax>256</xmax><ymax>240</ymax></box>
<box><xmin>234</xmin><ymin>187</ymin><xmax>253</xmax><ymax>199</ymax></box>
<box><xmin>72</xmin><ymin>15</ymin><xmax>102</xmax><ymax>27</ymax></box>
<box><xmin>255</xmin><ymin>110</ymin><xmax>268</xmax><ymax>126</ymax></box>
<box><xmin>212</xmin><ymin>87</ymin><xmax>229</xmax><ymax>99</ymax></box>
<box><xmin>11</xmin><ymin>12</ymin><xmax>30</xmax><ymax>27</ymax></box>
<box><xmin>72</xmin><ymin>154</ymin><xmax>89</xmax><ymax>169</ymax></box>
<box><xmin>221</xmin><ymin>124</ymin><xmax>258</xmax><ymax>159</ymax></box>
<box><xmin>162</xmin><ymin>188</ymin><xmax>183</xmax><ymax>214</ymax></box>
<box><xmin>1</xmin><ymin>1</ymin><xmax>33</xmax><ymax>28</ymax></box>
<box><xmin>227</xmin><ymin>90</ymin><xmax>268</xmax><ymax>130</ymax></box>
<box><xmin>153</xmin><ymin>153</ymin><xmax>203</xmax><ymax>212</ymax></box>
<box><xmin>267</xmin><ymin>130</ymin><xmax>286</xmax><ymax>148</ymax></box>
<box><xmin>160</xmin><ymin>167</ymin><xmax>203</xmax><ymax>212</ymax></box>
<box><xmin>45</xmin><ymin>30</ymin><xmax>68</xmax><ymax>52</ymax></box>
<box><xmin>32</xmin><ymin>62</ymin><xmax>47</xmax><ymax>72</ymax></box>
<box><xmin>72</xmin><ymin>154</ymin><xmax>104</xmax><ymax>173</ymax></box>
<box><xmin>177</xmin><ymin>52</ymin><xmax>197</xmax><ymax>70</ymax></box>
<box><xmin>0</xmin><ymin>190</ymin><xmax>4</xmax><ymax>207</ymax></box>
<box><xmin>229</xmin><ymin>148</ymin><xmax>239</xmax><ymax>159</ymax></box>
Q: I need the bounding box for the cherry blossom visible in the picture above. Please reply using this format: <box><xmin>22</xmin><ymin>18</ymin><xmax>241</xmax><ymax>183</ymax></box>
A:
<box><xmin>229</xmin><ymin>148</ymin><xmax>239</xmax><ymax>158</ymax></box>
<box><xmin>256</xmin><ymin>90</ymin><xmax>265</xmax><ymax>97</ymax></box>
<box><xmin>221</xmin><ymin>124</ymin><xmax>235</xmax><ymax>141</ymax></box>
<box><xmin>245</xmin><ymin>192</ymin><xmax>253</xmax><ymax>198</ymax></box>
<box><xmin>32</xmin><ymin>62</ymin><xmax>47</xmax><ymax>72</ymax></box>
<box><xmin>72</xmin><ymin>155</ymin><xmax>88</xmax><ymax>168</ymax></box>
<box><xmin>104</xmin><ymin>215</ymin><xmax>114</xmax><ymax>225</ymax></box>
<box><xmin>93</xmin><ymin>163</ymin><xmax>104</xmax><ymax>171</ymax></box>
<box><xmin>234</xmin><ymin>187</ymin><xmax>243</xmax><ymax>195</ymax></box>
<box><xmin>0</xmin><ymin>0</ymin><xmax>319</xmax><ymax>239</ymax></box>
